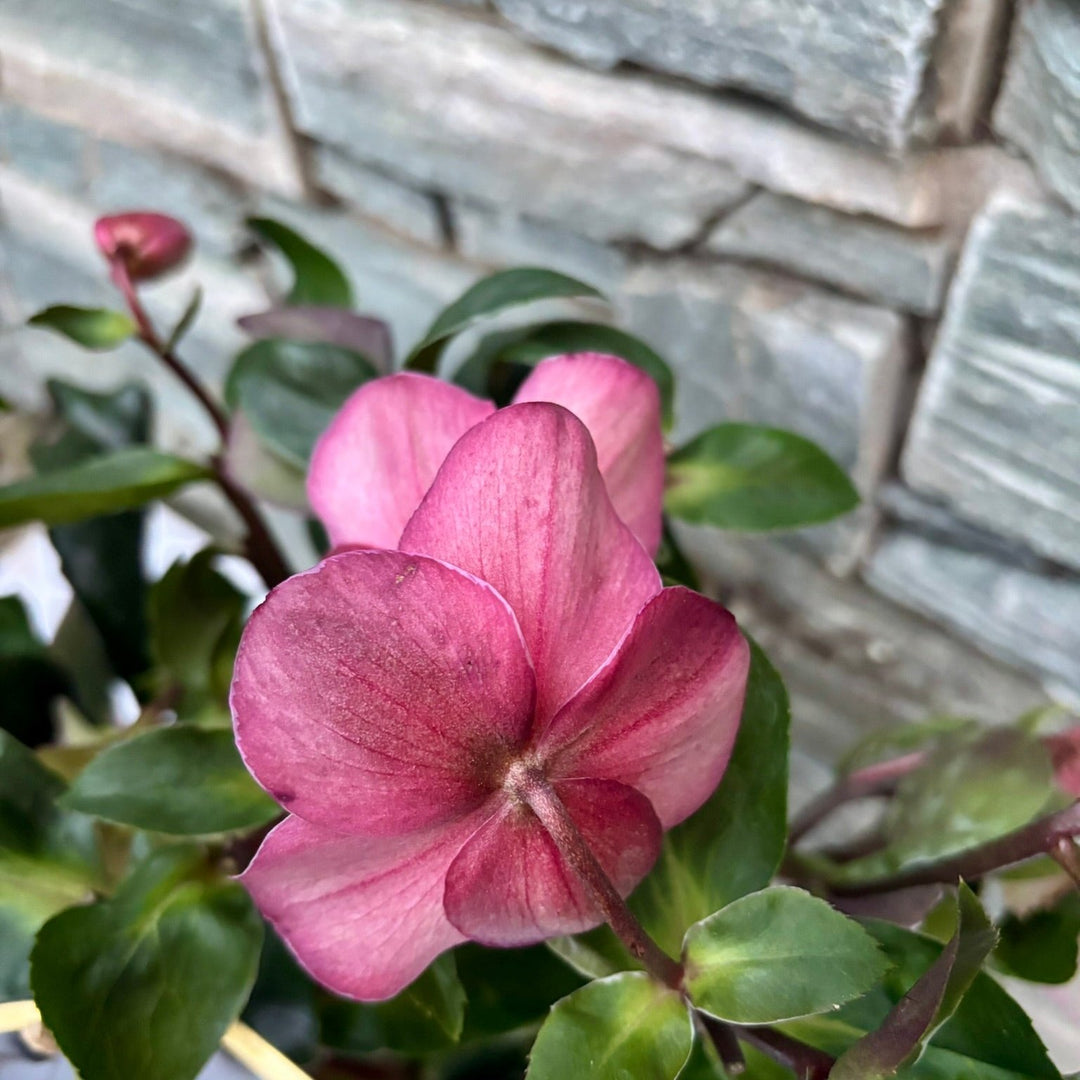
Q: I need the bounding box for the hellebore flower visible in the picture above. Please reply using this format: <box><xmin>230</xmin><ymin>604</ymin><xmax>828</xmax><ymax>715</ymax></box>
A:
<box><xmin>233</xmin><ymin>403</ymin><xmax>748</xmax><ymax>1000</ymax></box>
<box><xmin>307</xmin><ymin>352</ymin><xmax>666</xmax><ymax>554</ymax></box>
<box><xmin>94</xmin><ymin>212</ymin><xmax>192</xmax><ymax>282</ymax></box>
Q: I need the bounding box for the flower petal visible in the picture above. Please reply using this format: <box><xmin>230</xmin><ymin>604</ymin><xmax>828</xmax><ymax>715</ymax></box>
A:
<box><xmin>513</xmin><ymin>353</ymin><xmax>665</xmax><ymax>553</ymax></box>
<box><xmin>232</xmin><ymin>549</ymin><xmax>534</xmax><ymax>835</ymax></box>
<box><xmin>401</xmin><ymin>403</ymin><xmax>661</xmax><ymax>726</ymax></box>
<box><xmin>241</xmin><ymin>813</ymin><xmax>485</xmax><ymax>1001</ymax></box>
<box><xmin>539</xmin><ymin>588</ymin><xmax>750</xmax><ymax>828</ymax></box>
<box><xmin>308</xmin><ymin>373</ymin><xmax>494</xmax><ymax>548</ymax></box>
<box><xmin>443</xmin><ymin>778</ymin><xmax>661</xmax><ymax>946</ymax></box>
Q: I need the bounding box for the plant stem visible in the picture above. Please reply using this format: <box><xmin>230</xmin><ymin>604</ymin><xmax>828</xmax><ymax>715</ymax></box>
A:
<box><xmin>509</xmin><ymin>764</ymin><xmax>684</xmax><ymax>990</ymax></box>
<box><xmin>788</xmin><ymin>751</ymin><xmax>925</xmax><ymax>845</ymax></box>
<box><xmin>696</xmin><ymin>1012</ymin><xmax>746</xmax><ymax>1074</ymax></box>
<box><xmin>738</xmin><ymin>1026</ymin><xmax>835</xmax><ymax>1080</ymax></box>
<box><xmin>830</xmin><ymin>799</ymin><xmax>1080</xmax><ymax>896</ymax></box>
<box><xmin>111</xmin><ymin>262</ymin><xmax>290</xmax><ymax>588</ymax></box>
<box><xmin>1050</xmin><ymin>837</ymin><xmax>1080</xmax><ymax>891</ymax></box>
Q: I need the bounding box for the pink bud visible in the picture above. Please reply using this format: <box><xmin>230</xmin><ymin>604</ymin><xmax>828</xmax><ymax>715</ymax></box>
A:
<box><xmin>94</xmin><ymin>212</ymin><xmax>192</xmax><ymax>281</ymax></box>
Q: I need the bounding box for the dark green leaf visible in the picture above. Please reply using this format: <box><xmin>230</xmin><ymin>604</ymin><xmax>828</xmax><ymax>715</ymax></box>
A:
<box><xmin>223</xmin><ymin>412</ymin><xmax>309</xmax><ymax>509</ymax></box>
<box><xmin>526</xmin><ymin>972</ymin><xmax>692</xmax><ymax>1080</ymax></box>
<box><xmin>60</xmin><ymin>726</ymin><xmax>279</xmax><ymax>834</ymax></box>
<box><xmin>243</xmin><ymin>925</ymin><xmax>320</xmax><ymax>1063</ymax></box>
<box><xmin>148</xmin><ymin>550</ymin><xmax>246</xmax><ymax>713</ymax></box>
<box><xmin>782</xmin><ymin>919</ymin><xmax>1062</xmax><ymax>1079</ymax></box>
<box><xmin>632</xmin><ymin>640</ymin><xmax>789</xmax><ymax>956</ymax></box>
<box><xmin>32</xmin><ymin>381</ymin><xmax>154</xmax><ymax>682</ymax></box>
<box><xmin>32</xmin><ymin>844</ymin><xmax>263</xmax><ymax>1080</ymax></box>
<box><xmin>831</xmin><ymin>884</ymin><xmax>997</xmax><ymax>1079</ymax></box>
<box><xmin>247</xmin><ymin>217</ymin><xmax>353</xmax><ymax>308</ymax></box>
<box><xmin>665</xmin><ymin>424</ymin><xmax>859</xmax><ymax>531</ymax></box>
<box><xmin>239</xmin><ymin>307</ymin><xmax>393</xmax><ymax>372</ymax></box>
<box><xmin>0</xmin><ymin>730</ymin><xmax>100</xmax><ymax>999</ymax></box>
<box><xmin>683</xmin><ymin>887</ymin><xmax>887</xmax><ymax>1025</ymax></box>
<box><xmin>28</xmin><ymin>305</ymin><xmax>137</xmax><ymax>350</ymax></box>
<box><xmin>0</xmin><ymin>595</ymin><xmax>69</xmax><ymax>747</ymax></box>
<box><xmin>165</xmin><ymin>287</ymin><xmax>203</xmax><ymax>352</ymax></box>
<box><xmin>995</xmin><ymin>891</ymin><xmax>1080</xmax><ymax>985</ymax></box>
<box><xmin>0</xmin><ymin>448</ymin><xmax>210</xmax><ymax>528</ymax></box>
<box><xmin>321</xmin><ymin>953</ymin><xmax>466</xmax><ymax>1056</ymax></box>
<box><xmin>653</xmin><ymin>519</ymin><xmax>702</xmax><ymax>589</ymax></box>
<box><xmin>406</xmin><ymin>268</ymin><xmax>605</xmax><ymax>373</ymax></box>
<box><xmin>225</xmin><ymin>338</ymin><xmax>378</xmax><ymax>467</ymax></box>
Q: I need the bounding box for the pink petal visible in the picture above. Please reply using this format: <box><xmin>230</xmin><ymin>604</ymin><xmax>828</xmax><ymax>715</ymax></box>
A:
<box><xmin>307</xmin><ymin>373</ymin><xmax>495</xmax><ymax>549</ymax></box>
<box><xmin>240</xmin><ymin>812</ymin><xmax>487</xmax><ymax>1001</ymax></box>
<box><xmin>232</xmin><ymin>549</ymin><xmax>534</xmax><ymax>835</ymax></box>
<box><xmin>513</xmin><ymin>353</ymin><xmax>665</xmax><ymax>554</ymax></box>
<box><xmin>401</xmin><ymin>403</ymin><xmax>661</xmax><ymax>727</ymax></box>
<box><xmin>537</xmin><ymin>588</ymin><xmax>750</xmax><ymax>828</ymax></box>
<box><xmin>443</xmin><ymin>778</ymin><xmax>661</xmax><ymax>946</ymax></box>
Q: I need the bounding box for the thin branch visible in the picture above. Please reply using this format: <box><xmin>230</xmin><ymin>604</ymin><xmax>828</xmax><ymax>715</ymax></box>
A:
<box><xmin>696</xmin><ymin>1012</ymin><xmax>746</xmax><ymax>1075</ymax></box>
<box><xmin>738</xmin><ymin>1026</ymin><xmax>835</xmax><ymax>1080</ymax></box>
<box><xmin>1050</xmin><ymin>837</ymin><xmax>1080</xmax><ymax>891</ymax></box>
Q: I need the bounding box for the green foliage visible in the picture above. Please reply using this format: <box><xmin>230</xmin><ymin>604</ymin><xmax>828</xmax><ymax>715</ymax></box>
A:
<box><xmin>831</xmin><ymin>884</ymin><xmax>997</xmax><ymax>1079</ymax></box>
<box><xmin>665</xmin><ymin>423</ymin><xmax>859</xmax><ymax>531</ymax></box>
<box><xmin>32</xmin><ymin>844</ymin><xmax>263</xmax><ymax>1080</ymax></box>
<box><xmin>247</xmin><ymin>217</ymin><xmax>353</xmax><ymax>308</ymax></box>
<box><xmin>225</xmin><ymin>338</ymin><xmax>378</xmax><ymax>468</ymax></box>
<box><xmin>683</xmin><ymin>887</ymin><xmax>887</xmax><ymax>1025</ymax></box>
<box><xmin>165</xmin><ymin>287</ymin><xmax>203</xmax><ymax>351</ymax></box>
<box><xmin>995</xmin><ymin>891</ymin><xmax>1080</xmax><ymax>985</ymax></box>
<box><xmin>406</xmin><ymin>268</ymin><xmax>605</xmax><ymax>373</ymax></box>
<box><xmin>526</xmin><ymin>972</ymin><xmax>692</xmax><ymax>1080</ymax></box>
<box><xmin>783</xmin><ymin>919</ymin><xmax>1062</xmax><ymax>1079</ymax></box>
<box><xmin>632</xmin><ymin>640</ymin><xmax>789</xmax><ymax>956</ymax></box>
<box><xmin>61</xmin><ymin>726</ymin><xmax>280</xmax><ymax>834</ymax></box>
<box><xmin>0</xmin><ymin>595</ymin><xmax>70</xmax><ymax>747</ymax></box>
<box><xmin>0</xmin><ymin>730</ymin><xmax>100</xmax><ymax>999</ymax></box>
<box><xmin>28</xmin><ymin>305</ymin><xmax>137</xmax><ymax>349</ymax></box>
<box><xmin>0</xmin><ymin>448</ymin><xmax>210</xmax><ymax>528</ymax></box>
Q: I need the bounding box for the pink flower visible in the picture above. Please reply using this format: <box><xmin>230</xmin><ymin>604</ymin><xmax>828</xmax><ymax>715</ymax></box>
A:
<box><xmin>307</xmin><ymin>353</ymin><xmax>666</xmax><ymax>554</ymax></box>
<box><xmin>1047</xmin><ymin>727</ymin><xmax>1080</xmax><ymax>798</ymax></box>
<box><xmin>94</xmin><ymin>212</ymin><xmax>192</xmax><ymax>281</ymax></box>
<box><xmin>233</xmin><ymin>404</ymin><xmax>748</xmax><ymax>1000</ymax></box>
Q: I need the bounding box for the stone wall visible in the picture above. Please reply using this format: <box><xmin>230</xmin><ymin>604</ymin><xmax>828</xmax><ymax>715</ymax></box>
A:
<box><xmin>3</xmin><ymin>0</ymin><xmax>1079</xmax><ymax>787</ymax></box>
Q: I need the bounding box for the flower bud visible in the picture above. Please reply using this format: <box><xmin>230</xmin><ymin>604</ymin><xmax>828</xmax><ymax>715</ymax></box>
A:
<box><xmin>94</xmin><ymin>212</ymin><xmax>192</xmax><ymax>281</ymax></box>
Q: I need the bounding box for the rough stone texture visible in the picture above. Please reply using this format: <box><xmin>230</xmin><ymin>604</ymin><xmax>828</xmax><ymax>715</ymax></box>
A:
<box><xmin>620</xmin><ymin>260</ymin><xmax>911</xmax><ymax>496</ymax></box>
<box><xmin>0</xmin><ymin>0</ymin><xmax>301</xmax><ymax>195</ymax></box>
<box><xmin>490</xmin><ymin>0</ymin><xmax>954</xmax><ymax>149</ymax></box>
<box><xmin>706</xmin><ymin>193</ymin><xmax>955</xmax><ymax>316</ymax></box>
<box><xmin>994</xmin><ymin>0</ymin><xmax>1080</xmax><ymax>215</ymax></box>
<box><xmin>902</xmin><ymin>196</ymin><xmax>1080</xmax><ymax>573</ymax></box>
<box><xmin>267</xmin><ymin>0</ymin><xmax>955</xmax><ymax>229</ymax></box>
<box><xmin>865</xmin><ymin>529</ymin><xmax>1080</xmax><ymax>703</ymax></box>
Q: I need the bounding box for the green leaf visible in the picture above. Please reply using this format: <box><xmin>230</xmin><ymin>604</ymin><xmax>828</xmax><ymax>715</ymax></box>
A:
<box><xmin>0</xmin><ymin>448</ymin><xmax>210</xmax><ymax>528</ymax></box>
<box><xmin>32</xmin><ymin>844</ymin><xmax>263</xmax><ymax>1080</ymax></box>
<box><xmin>665</xmin><ymin>424</ymin><xmax>859</xmax><ymax>531</ymax></box>
<box><xmin>60</xmin><ymin>726</ymin><xmax>279</xmax><ymax>834</ymax></box>
<box><xmin>0</xmin><ymin>595</ymin><xmax>70</xmax><ymax>747</ymax></box>
<box><xmin>0</xmin><ymin>730</ymin><xmax>100</xmax><ymax>999</ymax></box>
<box><xmin>547</xmin><ymin>925</ymin><xmax>636</xmax><ymax>980</ymax></box>
<box><xmin>632</xmin><ymin>640</ymin><xmax>789</xmax><ymax>956</ymax></box>
<box><xmin>831</xmin><ymin>884</ymin><xmax>997</xmax><ymax>1079</ymax></box>
<box><xmin>321</xmin><ymin>953</ymin><xmax>466</xmax><ymax>1056</ymax></box>
<box><xmin>683</xmin><ymin>887</ymin><xmax>887</xmax><ymax>1025</ymax></box>
<box><xmin>247</xmin><ymin>217</ymin><xmax>353</xmax><ymax>308</ymax></box>
<box><xmin>243</xmin><ymin>925</ymin><xmax>320</xmax><ymax>1063</ymax></box>
<box><xmin>28</xmin><ymin>305</ymin><xmax>137</xmax><ymax>350</ymax></box>
<box><xmin>225</xmin><ymin>338</ymin><xmax>378</xmax><ymax>468</ymax></box>
<box><xmin>406</xmin><ymin>268</ymin><xmax>605</xmax><ymax>373</ymax></box>
<box><xmin>527</xmin><ymin>972</ymin><xmax>693</xmax><ymax>1080</ymax></box>
<box><xmin>838</xmin><ymin>716</ymin><xmax>978</xmax><ymax>775</ymax></box>
<box><xmin>995</xmin><ymin>891</ymin><xmax>1080</xmax><ymax>985</ymax></box>
<box><xmin>148</xmin><ymin>550</ymin><xmax>246</xmax><ymax>712</ymax></box>
<box><xmin>223</xmin><ymin>412</ymin><xmax>309</xmax><ymax>508</ymax></box>
<box><xmin>165</xmin><ymin>287</ymin><xmax>203</xmax><ymax>352</ymax></box>
<box><xmin>783</xmin><ymin>919</ymin><xmax>1062</xmax><ymax>1079</ymax></box>
<box><xmin>32</xmin><ymin>381</ymin><xmax>154</xmax><ymax>682</ymax></box>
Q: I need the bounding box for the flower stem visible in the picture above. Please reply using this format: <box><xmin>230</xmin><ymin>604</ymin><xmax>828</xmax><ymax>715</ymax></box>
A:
<box><xmin>738</xmin><ymin>1026</ymin><xmax>835</xmax><ymax>1080</ymax></box>
<box><xmin>111</xmin><ymin>262</ymin><xmax>290</xmax><ymax>588</ymax></box>
<box><xmin>830</xmin><ymin>799</ymin><xmax>1080</xmax><ymax>896</ymax></box>
<box><xmin>509</xmin><ymin>765</ymin><xmax>684</xmax><ymax>990</ymax></box>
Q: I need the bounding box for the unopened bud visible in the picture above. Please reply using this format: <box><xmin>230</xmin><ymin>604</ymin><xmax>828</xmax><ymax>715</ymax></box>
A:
<box><xmin>94</xmin><ymin>212</ymin><xmax>192</xmax><ymax>281</ymax></box>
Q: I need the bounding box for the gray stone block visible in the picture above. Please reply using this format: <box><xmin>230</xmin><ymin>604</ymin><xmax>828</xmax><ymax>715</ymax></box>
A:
<box><xmin>902</xmin><ymin>196</ymin><xmax>1080</xmax><ymax>572</ymax></box>
<box><xmin>489</xmin><ymin>0</ymin><xmax>1002</xmax><ymax>150</ymax></box>
<box><xmin>0</xmin><ymin>0</ymin><xmax>300</xmax><ymax>194</ymax></box>
<box><xmin>619</xmin><ymin>259</ymin><xmax>911</xmax><ymax>497</ymax></box>
<box><xmin>994</xmin><ymin>0</ymin><xmax>1080</xmax><ymax>215</ymax></box>
<box><xmin>706</xmin><ymin>193</ymin><xmax>955</xmax><ymax>316</ymax></box>
<box><xmin>865</xmin><ymin>529</ymin><xmax>1080</xmax><ymax>702</ymax></box>
<box><xmin>267</xmin><ymin>0</ymin><xmax>954</xmax><ymax>229</ymax></box>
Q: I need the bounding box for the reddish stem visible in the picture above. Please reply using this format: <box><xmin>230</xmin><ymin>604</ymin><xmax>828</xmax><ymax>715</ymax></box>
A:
<box><xmin>739</xmin><ymin>1026</ymin><xmax>835</xmax><ymax>1080</ymax></box>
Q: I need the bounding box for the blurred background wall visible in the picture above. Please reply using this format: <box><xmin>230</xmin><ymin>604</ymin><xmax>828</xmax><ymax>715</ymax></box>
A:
<box><xmin>1</xmin><ymin>0</ymin><xmax>1079</xmax><ymax>794</ymax></box>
